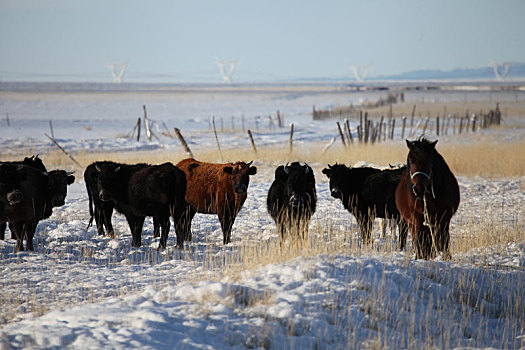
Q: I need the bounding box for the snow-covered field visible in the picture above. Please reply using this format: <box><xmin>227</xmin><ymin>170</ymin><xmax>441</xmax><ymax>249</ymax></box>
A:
<box><xmin>0</xmin><ymin>83</ymin><xmax>524</xmax><ymax>349</ymax></box>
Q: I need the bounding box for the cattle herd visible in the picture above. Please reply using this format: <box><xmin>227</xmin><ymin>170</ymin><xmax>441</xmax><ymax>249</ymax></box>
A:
<box><xmin>0</xmin><ymin>138</ymin><xmax>460</xmax><ymax>260</ymax></box>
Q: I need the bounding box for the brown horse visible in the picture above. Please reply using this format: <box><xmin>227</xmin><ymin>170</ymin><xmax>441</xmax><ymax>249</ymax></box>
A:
<box><xmin>395</xmin><ymin>138</ymin><xmax>460</xmax><ymax>259</ymax></box>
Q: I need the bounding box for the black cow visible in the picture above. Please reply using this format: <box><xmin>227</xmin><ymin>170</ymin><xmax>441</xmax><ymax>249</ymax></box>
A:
<box><xmin>0</xmin><ymin>165</ymin><xmax>52</xmax><ymax>251</ymax></box>
<box><xmin>0</xmin><ymin>156</ymin><xmax>75</xmax><ymax>241</ymax></box>
<box><xmin>96</xmin><ymin>162</ymin><xmax>187</xmax><ymax>249</ymax></box>
<box><xmin>322</xmin><ymin>163</ymin><xmax>408</xmax><ymax>248</ymax></box>
<box><xmin>267</xmin><ymin>162</ymin><xmax>317</xmax><ymax>243</ymax></box>
<box><xmin>85</xmin><ymin>161</ymin><xmax>166</xmax><ymax>239</ymax></box>
<box><xmin>0</xmin><ymin>163</ymin><xmax>24</xmax><ymax>220</ymax></box>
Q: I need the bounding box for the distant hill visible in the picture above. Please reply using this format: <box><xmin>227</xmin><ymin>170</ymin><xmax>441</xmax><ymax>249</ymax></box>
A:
<box><xmin>372</xmin><ymin>62</ymin><xmax>525</xmax><ymax>81</ymax></box>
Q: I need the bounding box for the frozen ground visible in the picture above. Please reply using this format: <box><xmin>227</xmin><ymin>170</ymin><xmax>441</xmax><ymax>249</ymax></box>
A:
<box><xmin>0</xmin><ymin>83</ymin><xmax>524</xmax><ymax>349</ymax></box>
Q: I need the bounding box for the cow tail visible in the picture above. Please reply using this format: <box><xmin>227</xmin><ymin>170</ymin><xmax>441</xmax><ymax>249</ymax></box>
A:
<box><xmin>86</xmin><ymin>191</ymin><xmax>94</xmax><ymax>231</ymax></box>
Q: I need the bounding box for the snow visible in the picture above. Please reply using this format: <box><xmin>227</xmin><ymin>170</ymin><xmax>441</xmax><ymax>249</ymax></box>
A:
<box><xmin>0</xmin><ymin>83</ymin><xmax>524</xmax><ymax>349</ymax></box>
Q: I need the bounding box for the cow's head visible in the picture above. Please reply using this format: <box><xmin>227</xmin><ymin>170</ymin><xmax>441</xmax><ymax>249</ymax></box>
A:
<box><xmin>224</xmin><ymin>161</ymin><xmax>257</xmax><ymax>195</ymax></box>
<box><xmin>276</xmin><ymin>162</ymin><xmax>316</xmax><ymax>209</ymax></box>
<box><xmin>96</xmin><ymin>163</ymin><xmax>121</xmax><ymax>202</ymax></box>
<box><xmin>47</xmin><ymin>170</ymin><xmax>75</xmax><ymax>207</ymax></box>
<box><xmin>0</xmin><ymin>163</ymin><xmax>25</xmax><ymax>206</ymax></box>
<box><xmin>322</xmin><ymin>163</ymin><xmax>351</xmax><ymax>199</ymax></box>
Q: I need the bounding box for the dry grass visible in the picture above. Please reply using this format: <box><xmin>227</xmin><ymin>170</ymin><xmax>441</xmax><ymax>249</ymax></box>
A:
<box><xmin>4</xmin><ymin>135</ymin><xmax>522</xmax><ymax>180</ymax></box>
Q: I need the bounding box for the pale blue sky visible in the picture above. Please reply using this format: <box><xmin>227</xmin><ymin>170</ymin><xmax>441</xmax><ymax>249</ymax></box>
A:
<box><xmin>1</xmin><ymin>0</ymin><xmax>524</xmax><ymax>82</ymax></box>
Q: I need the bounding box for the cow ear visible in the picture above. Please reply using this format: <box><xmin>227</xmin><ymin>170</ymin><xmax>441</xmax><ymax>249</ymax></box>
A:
<box><xmin>430</xmin><ymin>140</ymin><xmax>438</xmax><ymax>148</ymax></box>
<box><xmin>406</xmin><ymin>140</ymin><xmax>413</xmax><ymax>149</ymax></box>
<box><xmin>275</xmin><ymin>166</ymin><xmax>287</xmax><ymax>180</ymax></box>
<box><xmin>67</xmin><ymin>175</ymin><xmax>75</xmax><ymax>185</ymax></box>
<box><xmin>322</xmin><ymin>168</ymin><xmax>331</xmax><ymax>177</ymax></box>
<box><xmin>248</xmin><ymin>166</ymin><xmax>257</xmax><ymax>175</ymax></box>
<box><xmin>223</xmin><ymin>166</ymin><xmax>233</xmax><ymax>174</ymax></box>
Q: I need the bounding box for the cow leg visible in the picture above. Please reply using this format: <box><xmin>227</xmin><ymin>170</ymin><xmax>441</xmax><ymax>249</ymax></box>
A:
<box><xmin>24</xmin><ymin>221</ymin><xmax>37</xmax><ymax>251</ymax></box>
<box><xmin>125</xmin><ymin>214</ymin><xmax>145</xmax><ymax>248</ymax></box>
<box><xmin>156</xmin><ymin>216</ymin><xmax>171</xmax><ymax>250</ymax></box>
<box><xmin>0</xmin><ymin>222</ymin><xmax>5</xmax><ymax>240</ymax></box>
<box><xmin>152</xmin><ymin>217</ymin><xmax>161</xmax><ymax>238</ymax></box>
<box><xmin>218</xmin><ymin>207</ymin><xmax>235</xmax><ymax>245</ymax></box>
<box><xmin>11</xmin><ymin>221</ymin><xmax>25</xmax><ymax>252</ymax></box>
<box><xmin>180</xmin><ymin>205</ymin><xmax>196</xmax><ymax>242</ymax></box>
<box><xmin>102</xmin><ymin>205</ymin><xmax>115</xmax><ymax>239</ymax></box>
<box><xmin>94</xmin><ymin>204</ymin><xmax>105</xmax><ymax>236</ymax></box>
<box><xmin>172</xmin><ymin>204</ymin><xmax>191</xmax><ymax>248</ymax></box>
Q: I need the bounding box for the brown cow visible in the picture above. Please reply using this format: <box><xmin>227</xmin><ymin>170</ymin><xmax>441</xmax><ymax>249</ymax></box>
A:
<box><xmin>176</xmin><ymin>158</ymin><xmax>257</xmax><ymax>245</ymax></box>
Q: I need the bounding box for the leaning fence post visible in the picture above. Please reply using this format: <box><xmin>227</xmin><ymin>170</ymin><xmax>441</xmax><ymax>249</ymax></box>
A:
<box><xmin>472</xmin><ymin>114</ymin><xmax>477</xmax><ymax>132</ymax></box>
<box><xmin>45</xmin><ymin>133</ymin><xmax>82</xmax><ymax>168</ymax></box>
<box><xmin>247</xmin><ymin>130</ymin><xmax>257</xmax><ymax>154</ymax></box>
<box><xmin>336</xmin><ymin>121</ymin><xmax>347</xmax><ymax>149</ymax></box>
<box><xmin>174</xmin><ymin>128</ymin><xmax>194</xmax><ymax>158</ymax></box>
<box><xmin>289</xmin><ymin>123</ymin><xmax>294</xmax><ymax>153</ymax></box>
<box><xmin>344</xmin><ymin>119</ymin><xmax>354</xmax><ymax>144</ymax></box>
<box><xmin>421</xmin><ymin>118</ymin><xmax>429</xmax><ymax>137</ymax></box>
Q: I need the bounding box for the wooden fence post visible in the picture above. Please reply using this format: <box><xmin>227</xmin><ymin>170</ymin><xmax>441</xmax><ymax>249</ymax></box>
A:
<box><xmin>136</xmin><ymin>118</ymin><xmax>141</xmax><ymax>141</ymax></box>
<box><xmin>401</xmin><ymin>116</ymin><xmax>407</xmax><ymax>140</ymax></box>
<box><xmin>345</xmin><ymin>119</ymin><xmax>354</xmax><ymax>144</ymax></box>
<box><xmin>289</xmin><ymin>124</ymin><xmax>294</xmax><ymax>153</ymax></box>
<box><xmin>49</xmin><ymin>120</ymin><xmax>54</xmax><ymax>139</ymax></box>
<box><xmin>247</xmin><ymin>130</ymin><xmax>257</xmax><ymax>154</ymax></box>
<box><xmin>390</xmin><ymin>118</ymin><xmax>396</xmax><ymax>140</ymax></box>
<box><xmin>364</xmin><ymin>112</ymin><xmax>369</xmax><ymax>143</ymax></box>
<box><xmin>212</xmin><ymin>116</ymin><xmax>222</xmax><ymax>157</ymax></box>
<box><xmin>337</xmin><ymin>121</ymin><xmax>347</xmax><ymax>149</ymax></box>
<box><xmin>143</xmin><ymin>105</ymin><xmax>152</xmax><ymax>141</ymax></box>
<box><xmin>436</xmin><ymin>116</ymin><xmax>440</xmax><ymax>136</ymax></box>
<box><xmin>174</xmin><ymin>128</ymin><xmax>194</xmax><ymax>158</ymax></box>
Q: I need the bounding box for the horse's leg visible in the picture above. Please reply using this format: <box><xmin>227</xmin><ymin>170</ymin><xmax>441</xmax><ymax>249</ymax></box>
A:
<box><xmin>398</xmin><ymin>219</ymin><xmax>408</xmax><ymax>251</ymax></box>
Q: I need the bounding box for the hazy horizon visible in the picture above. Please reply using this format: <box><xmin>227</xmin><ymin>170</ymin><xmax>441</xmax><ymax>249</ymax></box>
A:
<box><xmin>1</xmin><ymin>0</ymin><xmax>524</xmax><ymax>83</ymax></box>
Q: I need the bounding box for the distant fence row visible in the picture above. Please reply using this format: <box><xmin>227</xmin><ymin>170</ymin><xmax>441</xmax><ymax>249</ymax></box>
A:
<box><xmin>315</xmin><ymin>103</ymin><xmax>502</xmax><ymax>146</ymax></box>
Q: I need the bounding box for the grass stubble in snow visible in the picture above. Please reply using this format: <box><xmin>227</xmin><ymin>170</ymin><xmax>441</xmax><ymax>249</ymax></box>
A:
<box><xmin>0</xmin><ymin>90</ymin><xmax>524</xmax><ymax>349</ymax></box>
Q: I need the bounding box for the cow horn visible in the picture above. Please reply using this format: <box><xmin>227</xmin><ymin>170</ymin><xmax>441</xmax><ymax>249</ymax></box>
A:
<box><xmin>115</xmin><ymin>166</ymin><xmax>121</xmax><ymax>173</ymax></box>
<box><xmin>284</xmin><ymin>162</ymin><xmax>290</xmax><ymax>174</ymax></box>
<box><xmin>247</xmin><ymin>160</ymin><xmax>253</xmax><ymax>167</ymax></box>
<box><xmin>304</xmin><ymin>165</ymin><xmax>310</xmax><ymax>174</ymax></box>
<box><xmin>66</xmin><ymin>171</ymin><xmax>75</xmax><ymax>176</ymax></box>
<box><xmin>95</xmin><ymin>165</ymin><xmax>102</xmax><ymax>172</ymax></box>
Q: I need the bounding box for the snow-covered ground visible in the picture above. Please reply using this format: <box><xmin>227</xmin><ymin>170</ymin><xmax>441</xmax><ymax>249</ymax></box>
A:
<box><xmin>0</xmin><ymin>83</ymin><xmax>524</xmax><ymax>349</ymax></box>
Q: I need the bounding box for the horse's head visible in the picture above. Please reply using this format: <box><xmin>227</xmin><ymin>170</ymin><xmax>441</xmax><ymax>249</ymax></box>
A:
<box><xmin>406</xmin><ymin>138</ymin><xmax>437</xmax><ymax>199</ymax></box>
